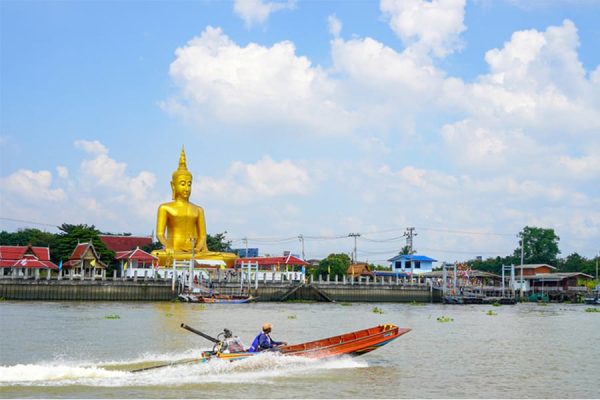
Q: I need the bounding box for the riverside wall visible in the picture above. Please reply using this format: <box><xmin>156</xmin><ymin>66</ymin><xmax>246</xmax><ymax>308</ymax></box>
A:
<box><xmin>0</xmin><ymin>277</ymin><xmax>439</xmax><ymax>302</ymax></box>
<box><xmin>0</xmin><ymin>279</ymin><xmax>175</xmax><ymax>301</ymax></box>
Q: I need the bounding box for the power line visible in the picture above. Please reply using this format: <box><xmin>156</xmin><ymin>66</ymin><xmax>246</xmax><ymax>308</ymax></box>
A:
<box><xmin>0</xmin><ymin>217</ymin><xmax>58</xmax><ymax>228</ymax></box>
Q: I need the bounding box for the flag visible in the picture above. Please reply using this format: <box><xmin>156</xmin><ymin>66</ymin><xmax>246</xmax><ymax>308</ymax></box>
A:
<box><xmin>124</xmin><ymin>261</ymin><xmax>128</xmax><ymax>271</ymax></box>
<box><xmin>328</xmin><ymin>265</ymin><xmax>331</xmax><ymax>274</ymax></box>
<box><xmin>90</xmin><ymin>259</ymin><xmax>96</xmax><ymax>267</ymax></box>
<box><xmin>58</xmin><ymin>260</ymin><xmax>63</xmax><ymax>271</ymax></box>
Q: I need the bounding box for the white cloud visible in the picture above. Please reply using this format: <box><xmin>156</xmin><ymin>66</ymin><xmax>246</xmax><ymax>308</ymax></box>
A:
<box><xmin>233</xmin><ymin>0</ymin><xmax>296</xmax><ymax>27</ymax></box>
<box><xmin>195</xmin><ymin>156</ymin><xmax>311</xmax><ymax>203</ymax></box>
<box><xmin>0</xmin><ymin>169</ymin><xmax>66</xmax><ymax>202</ymax></box>
<box><xmin>380</xmin><ymin>0</ymin><xmax>466</xmax><ymax>58</ymax></box>
<box><xmin>75</xmin><ymin>141</ymin><xmax>158</xmax><ymax>218</ymax></box>
<box><xmin>559</xmin><ymin>154</ymin><xmax>600</xmax><ymax>179</ymax></box>
<box><xmin>328</xmin><ymin>14</ymin><xmax>342</xmax><ymax>38</ymax></box>
<box><xmin>165</xmin><ymin>26</ymin><xmax>352</xmax><ymax>135</ymax></box>
<box><xmin>74</xmin><ymin>139</ymin><xmax>108</xmax><ymax>155</ymax></box>
<box><xmin>56</xmin><ymin>166</ymin><xmax>69</xmax><ymax>179</ymax></box>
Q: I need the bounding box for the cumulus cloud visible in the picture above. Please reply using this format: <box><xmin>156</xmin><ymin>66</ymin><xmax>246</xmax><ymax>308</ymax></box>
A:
<box><xmin>328</xmin><ymin>14</ymin><xmax>342</xmax><ymax>38</ymax></box>
<box><xmin>76</xmin><ymin>141</ymin><xmax>157</xmax><ymax>215</ymax></box>
<box><xmin>74</xmin><ymin>139</ymin><xmax>108</xmax><ymax>155</ymax></box>
<box><xmin>0</xmin><ymin>169</ymin><xmax>66</xmax><ymax>202</ymax></box>
<box><xmin>164</xmin><ymin>26</ymin><xmax>353</xmax><ymax>135</ymax></box>
<box><xmin>380</xmin><ymin>0</ymin><xmax>466</xmax><ymax>58</ymax></box>
<box><xmin>233</xmin><ymin>0</ymin><xmax>296</xmax><ymax>27</ymax></box>
<box><xmin>195</xmin><ymin>156</ymin><xmax>311</xmax><ymax>203</ymax></box>
<box><xmin>441</xmin><ymin>19</ymin><xmax>600</xmax><ymax>183</ymax></box>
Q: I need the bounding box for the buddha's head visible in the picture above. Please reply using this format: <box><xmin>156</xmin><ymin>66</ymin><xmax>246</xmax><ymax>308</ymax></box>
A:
<box><xmin>171</xmin><ymin>147</ymin><xmax>193</xmax><ymax>201</ymax></box>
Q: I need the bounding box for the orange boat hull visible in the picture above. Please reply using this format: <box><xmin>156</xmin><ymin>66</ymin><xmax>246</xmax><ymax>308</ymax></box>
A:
<box><xmin>205</xmin><ymin>324</ymin><xmax>410</xmax><ymax>362</ymax></box>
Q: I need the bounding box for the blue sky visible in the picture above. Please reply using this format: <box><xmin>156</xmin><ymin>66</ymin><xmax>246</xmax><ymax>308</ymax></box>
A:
<box><xmin>1</xmin><ymin>0</ymin><xmax>599</xmax><ymax>264</ymax></box>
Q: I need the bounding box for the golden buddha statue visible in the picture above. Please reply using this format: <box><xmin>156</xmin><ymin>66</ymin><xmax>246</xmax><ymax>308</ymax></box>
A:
<box><xmin>152</xmin><ymin>147</ymin><xmax>238</xmax><ymax>267</ymax></box>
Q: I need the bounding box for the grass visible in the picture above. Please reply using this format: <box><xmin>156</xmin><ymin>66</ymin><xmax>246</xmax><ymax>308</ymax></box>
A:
<box><xmin>372</xmin><ymin>306</ymin><xmax>384</xmax><ymax>314</ymax></box>
<box><xmin>339</xmin><ymin>302</ymin><xmax>352</xmax><ymax>306</ymax></box>
<box><xmin>409</xmin><ymin>300</ymin><xmax>425</xmax><ymax>306</ymax></box>
<box><xmin>165</xmin><ymin>313</ymin><xmax>174</xmax><ymax>317</ymax></box>
<box><xmin>492</xmin><ymin>301</ymin><xmax>501</xmax><ymax>307</ymax></box>
<box><xmin>436</xmin><ymin>316</ymin><xmax>453</xmax><ymax>323</ymax></box>
<box><xmin>104</xmin><ymin>314</ymin><xmax>120</xmax><ymax>320</ymax></box>
<box><xmin>585</xmin><ymin>307</ymin><xmax>599</xmax><ymax>313</ymax></box>
<box><xmin>486</xmin><ymin>310</ymin><xmax>498</xmax><ymax>316</ymax></box>
<box><xmin>287</xmin><ymin>315</ymin><xmax>297</xmax><ymax>319</ymax></box>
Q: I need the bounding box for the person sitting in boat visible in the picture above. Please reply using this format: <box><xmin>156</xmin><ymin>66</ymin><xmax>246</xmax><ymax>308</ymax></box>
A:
<box><xmin>247</xmin><ymin>322</ymin><xmax>287</xmax><ymax>352</ymax></box>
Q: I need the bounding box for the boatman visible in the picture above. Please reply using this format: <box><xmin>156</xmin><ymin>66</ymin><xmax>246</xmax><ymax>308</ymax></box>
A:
<box><xmin>247</xmin><ymin>322</ymin><xmax>287</xmax><ymax>352</ymax></box>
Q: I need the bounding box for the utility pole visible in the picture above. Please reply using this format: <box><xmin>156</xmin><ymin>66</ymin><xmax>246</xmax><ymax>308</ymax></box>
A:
<box><xmin>243</xmin><ymin>237</ymin><xmax>248</xmax><ymax>258</ymax></box>
<box><xmin>520</xmin><ymin>233</ymin><xmax>525</xmax><ymax>298</ymax></box>
<box><xmin>298</xmin><ymin>234</ymin><xmax>305</xmax><ymax>260</ymax></box>
<box><xmin>348</xmin><ymin>233</ymin><xmax>361</xmax><ymax>263</ymax></box>
<box><xmin>403</xmin><ymin>227</ymin><xmax>417</xmax><ymax>254</ymax></box>
<box><xmin>596</xmin><ymin>251</ymin><xmax>600</xmax><ymax>281</ymax></box>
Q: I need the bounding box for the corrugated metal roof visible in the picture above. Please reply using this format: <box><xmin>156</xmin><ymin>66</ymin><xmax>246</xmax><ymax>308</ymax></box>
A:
<box><xmin>515</xmin><ymin>264</ymin><xmax>557</xmax><ymax>270</ymax></box>
<box><xmin>387</xmin><ymin>254</ymin><xmax>437</xmax><ymax>262</ymax></box>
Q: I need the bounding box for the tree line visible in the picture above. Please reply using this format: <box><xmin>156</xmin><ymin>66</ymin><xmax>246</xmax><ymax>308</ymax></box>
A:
<box><xmin>1</xmin><ymin>224</ymin><xmax>597</xmax><ymax>278</ymax></box>
<box><xmin>314</xmin><ymin>226</ymin><xmax>598</xmax><ymax>278</ymax></box>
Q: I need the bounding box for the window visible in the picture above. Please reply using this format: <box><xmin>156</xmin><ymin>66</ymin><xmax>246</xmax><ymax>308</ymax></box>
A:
<box><xmin>414</xmin><ymin>261</ymin><xmax>421</xmax><ymax>269</ymax></box>
<box><xmin>405</xmin><ymin>261</ymin><xmax>412</xmax><ymax>269</ymax></box>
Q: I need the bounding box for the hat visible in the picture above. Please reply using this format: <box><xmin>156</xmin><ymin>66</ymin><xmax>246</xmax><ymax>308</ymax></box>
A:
<box><xmin>262</xmin><ymin>322</ymin><xmax>272</xmax><ymax>331</ymax></box>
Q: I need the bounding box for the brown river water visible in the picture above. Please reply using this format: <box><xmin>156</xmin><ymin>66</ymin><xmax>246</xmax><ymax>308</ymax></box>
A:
<box><xmin>0</xmin><ymin>301</ymin><xmax>598</xmax><ymax>398</ymax></box>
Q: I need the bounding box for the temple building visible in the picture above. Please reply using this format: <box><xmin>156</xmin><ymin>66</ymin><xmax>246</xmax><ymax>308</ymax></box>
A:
<box><xmin>62</xmin><ymin>242</ymin><xmax>107</xmax><ymax>278</ymax></box>
<box><xmin>116</xmin><ymin>247</ymin><xmax>158</xmax><ymax>278</ymax></box>
<box><xmin>0</xmin><ymin>245</ymin><xmax>58</xmax><ymax>277</ymax></box>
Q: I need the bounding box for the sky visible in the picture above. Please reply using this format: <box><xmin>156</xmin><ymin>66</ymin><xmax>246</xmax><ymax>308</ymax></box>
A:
<box><xmin>1</xmin><ymin>0</ymin><xmax>599</xmax><ymax>265</ymax></box>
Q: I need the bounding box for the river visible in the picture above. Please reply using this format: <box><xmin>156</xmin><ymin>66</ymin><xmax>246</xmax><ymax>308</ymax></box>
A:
<box><xmin>0</xmin><ymin>301</ymin><xmax>598</xmax><ymax>398</ymax></box>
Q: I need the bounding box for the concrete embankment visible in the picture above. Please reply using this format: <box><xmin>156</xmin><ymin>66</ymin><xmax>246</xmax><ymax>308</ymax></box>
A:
<box><xmin>0</xmin><ymin>278</ymin><xmax>438</xmax><ymax>302</ymax></box>
<box><xmin>0</xmin><ymin>279</ymin><xmax>175</xmax><ymax>301</ymax></box>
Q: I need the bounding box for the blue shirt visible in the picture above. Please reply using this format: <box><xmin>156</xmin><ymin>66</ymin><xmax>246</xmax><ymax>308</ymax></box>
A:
<box><xmin>247</xmin><ymin>332</ymin><xmax>283</xmax><ymax>352</ymax></box>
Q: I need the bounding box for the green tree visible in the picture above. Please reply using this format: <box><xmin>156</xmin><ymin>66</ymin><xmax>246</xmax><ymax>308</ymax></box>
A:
<box><xmin>317</xmin><ymin>253</ymin><xmax>351</xmax><ymax>277</ymax></box>
<box><xmin>558</xmin><ymin>253</ymin><xmax>596</xmax><ymax>276</ymax></box>
<box><xmin>53</xmin><ymin>224</ymin><xmax>115</xmax><ymax>268</ymax></box>
<box><xmin>468</xmin><ymin>255</ymin><xmax>517</xmax><ymax>275</ymax></box>
<box><xmin>514</xmin><ymin>226</ymin><xmax>560</xmax><ymax>265</ymax></box>
<box><xmin>0</xmin><ymin>228</ymin><xmax>58</xmax><ymax>247</ymax></box>
<box><xmin>399</xmin><ymin>245</ymin><xmax>413</xmax><ymax>255</ymax></box>
<box><xmin>207</xmin><ymin>232</ymin><xmax>233</xmax><ymax>252</ymax></box>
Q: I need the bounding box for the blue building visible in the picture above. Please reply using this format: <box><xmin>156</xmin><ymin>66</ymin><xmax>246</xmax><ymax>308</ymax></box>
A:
<box><xmin>387</xmin><ymin>254</ymin><xmax>437</xmax><ymax>275</ymax></box>
<box><xmin>233</xmin><ymin>248</ymin><xmax>259</xmax><ymax>257</ymax></box>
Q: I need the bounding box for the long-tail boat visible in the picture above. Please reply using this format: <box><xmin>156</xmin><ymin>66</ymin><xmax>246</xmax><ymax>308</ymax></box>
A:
<box><xmin>186</xmin><ymin>323</ymin><xmax>410</xmax><ymax>362</ymax></box>
<box><xmin>131</xmin><ymin>323</ymin><xmax>410</xmax><ymax>372</ymax></box>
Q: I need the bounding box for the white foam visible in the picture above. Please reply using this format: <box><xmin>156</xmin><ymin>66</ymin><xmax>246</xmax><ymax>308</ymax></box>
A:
<box><xmin>0</xmin><ymin>352</ymin><xmax>367</xmax><ymax>387</ymax></box>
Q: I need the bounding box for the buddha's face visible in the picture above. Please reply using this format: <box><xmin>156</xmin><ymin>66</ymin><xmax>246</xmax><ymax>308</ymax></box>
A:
<box><xmin>171</xmin><ymin>174</ymin><xmax>192</xmax><ymax>201</ymax></box>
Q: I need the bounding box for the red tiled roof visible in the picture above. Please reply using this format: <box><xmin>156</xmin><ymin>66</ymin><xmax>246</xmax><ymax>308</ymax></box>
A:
<box><xmin>99</xmin><ymin>235</ymin><xmax>153</xmax><ymax>252</ymax></box>
<box><xmin>235</xmin><ymin>256</ymin><xmax>308</xmax><ymax>267</ymax></box>
<box><xmin>115</xmin><ymin>247</ymin><xmax>157</xmax><ymax>262</ymax></box>
<box><xmin>0</xmin><ymin>245</ymin><xmax>51</xmax><ymax>261</ymax></box>
<box><xmin>65</xmin><ymin>242</ymin><xmax>107</xmax><ymax>269</ymax></box>
<box><xmin>0</xmin><ymin>245</ymin><xmax>57</xmax><ymax>269</ymax></box>
<box><xmin>69</xmin><ymin>243</ymin><xmax>90</xmax><ymax>260</ymax></box>
<box><xmin>11</xmin><ymin>259</ymin><xmax>58</xmax><ymax>269</ymax></box>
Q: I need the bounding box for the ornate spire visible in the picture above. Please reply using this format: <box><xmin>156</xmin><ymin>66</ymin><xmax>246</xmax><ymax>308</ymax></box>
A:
<box><xmin>177</xmin><ymin>146</ymin><xmax>188</xmax><ymax>173</ymax></box>
<box><xmin>172</xmin><ymin>146</ymin><xmax>192</xmax><ymax>181</ymax></box>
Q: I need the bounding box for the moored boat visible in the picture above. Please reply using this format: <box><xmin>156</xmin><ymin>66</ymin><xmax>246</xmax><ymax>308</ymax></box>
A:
<box><xmin>200</xmin><ymin>323</ymin><xmax>410</xmax><ymax>362</ymax></box>
<box><xmin>178</xmin><ymin>293</ymin><xmax>257</xmax><ymax>303</ymax></box>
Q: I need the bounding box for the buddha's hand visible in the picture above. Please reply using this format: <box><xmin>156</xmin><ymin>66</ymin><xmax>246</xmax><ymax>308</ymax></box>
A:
<box><xmin>197</xmin><ymin>239</ymin><xmax>208</xmax><ymax>252</ymax></box>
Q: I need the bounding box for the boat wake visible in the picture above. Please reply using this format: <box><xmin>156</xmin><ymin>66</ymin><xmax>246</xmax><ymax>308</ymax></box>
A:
<box><xmin>0</xmin><ymin>351</ymin><xmax>368</xmax><ymax>387</ymax></box>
